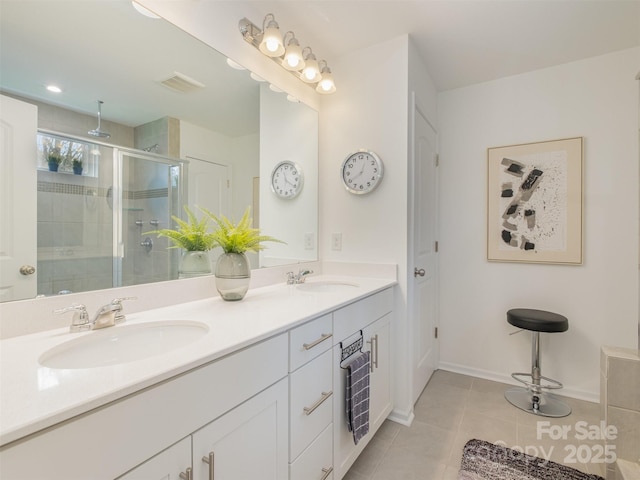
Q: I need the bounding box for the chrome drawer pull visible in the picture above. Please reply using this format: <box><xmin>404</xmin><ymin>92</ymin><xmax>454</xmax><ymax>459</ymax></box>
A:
<box><xmin>320</xmin><ymin>466</ymin><xmax>334</xmax><ymax>480</ymax></box>
<box><xmin>303</xmin><ymin>333</ymin><xmax>332</xmax><ymax>350</ymax></box>
<box><xmin>303</xmin><ymin>391</ymin><xmax>333</xmax><ymax>415</ymax></box>
<box><xmin>202</xmin><ymin>451</ymin><xmax>215</xmax><ymax>480</ymax></box>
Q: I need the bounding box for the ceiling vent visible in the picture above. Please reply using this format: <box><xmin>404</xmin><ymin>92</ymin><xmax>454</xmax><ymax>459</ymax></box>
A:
<box><xmin>158</xmin><ymin>71</ymin><xmax>205</xmax><ymax>93</ymax></box>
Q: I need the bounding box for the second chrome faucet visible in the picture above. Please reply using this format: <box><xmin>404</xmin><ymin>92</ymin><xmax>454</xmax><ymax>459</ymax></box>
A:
<box><xmin>286</xmin><ymin>269</ymin><xmax>314</xmax><ymax>285</ymax></box>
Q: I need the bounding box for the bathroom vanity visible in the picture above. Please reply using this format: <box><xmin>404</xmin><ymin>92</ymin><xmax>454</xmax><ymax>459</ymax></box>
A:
<box><xmin>0</xmin><ymin>275</ymin><xmax>395</xmax><ymax>479</ymax></box>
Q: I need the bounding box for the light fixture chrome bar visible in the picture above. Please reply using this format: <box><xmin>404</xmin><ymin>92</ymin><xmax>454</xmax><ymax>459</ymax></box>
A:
<box><xmin>239</xmin><ymin>18</ymin><xmax>263</xmax><ymax>48</ymax></box>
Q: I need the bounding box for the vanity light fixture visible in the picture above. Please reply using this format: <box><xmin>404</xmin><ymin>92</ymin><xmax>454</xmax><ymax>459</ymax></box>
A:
<box><xmin>239</xmin><ymin>14</ymin><xmax>336</xmax><ymax>94</ymax></box>
<box><xmin>131</xmin><ymin>1</ymin><xmax>160</xmax><ymax>19</ymax></box>
<box><xmin>226</xmin><ymin>58</ymin><xmax>246</xmax><ymax>70</ymax></box>
<box><xmin>282</xmin><ymin>32</ymin><xmax>305</xmax><ymax>71</ymax></box>
<box><xmin>258</xmin><ymin>14</ymin><xmax>285</xmax><ymax>57</ymax></box>
<box><xmin>316</xmin><ymin>61</ymin><xmax>336</xmax><ymax>94</ymax></box>
<box><xmin>300</xmin><ymin>48</ymin><xmax>321</xmax><ymax>83</ymax></box>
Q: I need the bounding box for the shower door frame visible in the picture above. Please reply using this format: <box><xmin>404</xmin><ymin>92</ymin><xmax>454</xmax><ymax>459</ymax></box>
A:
<box><xmin>112</xmin><ymin>148</ymin><xmax>187</xmax><ymax>288</ymax></box>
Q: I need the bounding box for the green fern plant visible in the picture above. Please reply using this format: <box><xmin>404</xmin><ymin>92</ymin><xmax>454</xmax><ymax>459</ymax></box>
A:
<box><xmin>201</xmin><ymin>206</ymin><xmax>284</xmax><ymax>254</ymax></box>
<box><xmin>145</xmin><ymin>206</ymin><xmax>217</xmax><ymax>252</ymax></box>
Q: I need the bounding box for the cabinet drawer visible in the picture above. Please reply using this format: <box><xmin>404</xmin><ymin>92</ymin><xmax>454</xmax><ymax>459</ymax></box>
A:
<box><xmin>289</xmin><ymin>313</ymin><xmax>333</xmax><ymax>371</ymax></box>
<box><xmin>290</xmin><ymin>349</ymin><xmax>333</xmax><ymax>461</ymax></box>
<box><xmin>289</xmin><ymin>423</ymin><xmax>333</xmax><ymax>480</ymax></box>
<box><xmin>333</xmin><ymin>288</ymin><xmax>393</xmax><ymax>341</ymax></box>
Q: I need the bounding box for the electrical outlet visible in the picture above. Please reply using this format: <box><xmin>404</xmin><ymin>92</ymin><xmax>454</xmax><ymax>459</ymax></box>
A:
<box><xmin>304</xmin><ymin>233</ymin><xmax>314</xmax><ymax>250</ymax></box>
<box><xmin>331</xmin><ymin>233</ymin><xmax>342</xmax><ymax>251</ymax></box>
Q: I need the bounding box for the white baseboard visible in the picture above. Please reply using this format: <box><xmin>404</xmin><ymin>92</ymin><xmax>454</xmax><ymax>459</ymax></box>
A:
<box><xmin>438</xmin><ymin>361</ymin><xmax>599</xmax><ymax>404</ymax></box>
<box><xmin>387</xmin><ymin>408</ymin><xmax>415</xmax><ymax>427</ymax></box>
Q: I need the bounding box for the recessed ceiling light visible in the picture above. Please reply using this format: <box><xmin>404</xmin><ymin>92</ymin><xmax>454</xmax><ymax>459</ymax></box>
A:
<box><xmin>131</xmin><ymin>1</ymin><xmax>160</xmax><ymax>19</ymax></box>
<box><xmin>46</xmin><ymin>85</ymin><xmax>62</xmax><ymax>93</ymax></box>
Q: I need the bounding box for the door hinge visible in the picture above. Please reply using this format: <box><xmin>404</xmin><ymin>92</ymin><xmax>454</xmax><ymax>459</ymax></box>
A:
<box><xmin>435</xmin><ymin>154</ymin><xmax>439</xmax><ymax>167</ymax></box>
<box><xmin>435</xmin><ymin>241</ymin><xmax>439</xmax><ymax>253</ymax></box>
<box><xmin>435</xmin><ymin>327</ymin><xmax>438</xmax><ymax>339</ymax></box>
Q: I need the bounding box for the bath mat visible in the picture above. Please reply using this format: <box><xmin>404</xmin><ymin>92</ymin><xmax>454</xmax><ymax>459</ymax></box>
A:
<box><xmin>458</xmin><ymin>439</ymin><xmax>604</xmax><ymax>480</ymax></box>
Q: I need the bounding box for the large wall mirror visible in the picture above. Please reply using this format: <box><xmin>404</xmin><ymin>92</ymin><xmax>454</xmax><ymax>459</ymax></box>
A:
<box><xmin>0</xmin><ymin>0</ymin><xmax>318</xmax><ymax>303</ymax></box>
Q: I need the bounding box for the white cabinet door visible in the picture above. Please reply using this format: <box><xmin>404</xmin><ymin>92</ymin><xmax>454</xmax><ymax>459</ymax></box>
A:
<box><xmin>333</xmin><ymin>313</ymin><xmax>392</xmax><ymax>479</ymax></box>
<box><xmin>117</xmin><ymin>437</ymin><xmax>191</xmax><ymax>480</ymax></box>
<box><xmin>364</xmin><ymin>313</ymin><xmax>392</xmax><ymax>431</ymax></box>
<box><xmin>192</xmin><ymin>378</ymin><xmax>288</xmax><ymax>480</ymax></box>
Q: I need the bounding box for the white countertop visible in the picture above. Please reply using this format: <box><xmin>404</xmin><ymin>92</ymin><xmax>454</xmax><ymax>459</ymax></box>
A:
<box><xmin>0</xmin><ymin>275</ymin><xmax>395</xmax><ymax>446</ymax></box>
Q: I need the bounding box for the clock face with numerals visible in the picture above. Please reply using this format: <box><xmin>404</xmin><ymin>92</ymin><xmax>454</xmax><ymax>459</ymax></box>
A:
<box><xmin>271</xmin><ymin>161</ymin><xmax>303</xmax><ymax>199</ymax></box>
<box><xmin>341</xmin><ymin>150</ymin><xmax>384</xmax><ymax>194</ymax></box>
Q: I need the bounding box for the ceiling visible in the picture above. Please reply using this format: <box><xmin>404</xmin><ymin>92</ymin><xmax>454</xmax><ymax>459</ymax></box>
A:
<box><xmin>1</xmin><ymin>1</ymin><xmax>638</xmax><ymax>134</ymax></box>
<box><xmin>247</xmin><ymin>0</ymin><xmax>640</xmax><ymax>91</ymax></box>
<box><xmin>0</xmin><ymin>0</ymin><xmax>260</xmax><ymax>136</ymax></box>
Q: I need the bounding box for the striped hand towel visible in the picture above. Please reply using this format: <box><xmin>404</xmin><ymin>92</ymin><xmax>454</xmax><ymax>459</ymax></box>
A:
<box><xmin>345</xmin><ymin>351</ymin><xmax>370</xmax><ymax>445</ymax></box>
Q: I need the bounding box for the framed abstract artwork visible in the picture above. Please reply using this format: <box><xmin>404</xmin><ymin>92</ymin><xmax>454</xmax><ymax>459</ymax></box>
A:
<box><xmin>487</xmin><ymin>137</ymin><xmax>583</xmax><ymax>265</ymax></box>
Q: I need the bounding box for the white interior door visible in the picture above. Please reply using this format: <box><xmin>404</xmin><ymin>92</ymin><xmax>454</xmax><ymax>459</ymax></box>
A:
<box><xmin>187</xmin><ymin>156</ymin><xmax>230</xmax><ymax>216</ymax></box>
<box><xmin>0</xmin><ymin>95</ymin><xmax>38</xmax><ymax>302</ymax></box>
<box><xmin>411</xmin><ymin>98</ymin><xmax>439</xmax><ymax>404</ymax></box>
<box><xmin>187</xmin><ymin>156</ymin><xmax>230</xmax><ymax>267</ymax></box>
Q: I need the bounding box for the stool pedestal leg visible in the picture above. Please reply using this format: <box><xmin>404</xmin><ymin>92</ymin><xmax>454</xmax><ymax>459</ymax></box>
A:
<box><xmin>505</xmin><ymin>331</ymin><xmax>571</xmax><ymax>417</ymax></box>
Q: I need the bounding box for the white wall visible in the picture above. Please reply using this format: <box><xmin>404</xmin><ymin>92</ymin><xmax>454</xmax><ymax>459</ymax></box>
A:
<box><xmin>260</xmin><ymin>84</ymin><xmax>318</xmax><ymax>266</ymax></box>
<box><xmin>437</xmin><ymin>47</ymin><xmax>640</xmax><ymax>401</ymax></box>
<box><xmin>320</xmin><ymin>35</ymin><xmax>413</xmax><ymax>418</ymax></box>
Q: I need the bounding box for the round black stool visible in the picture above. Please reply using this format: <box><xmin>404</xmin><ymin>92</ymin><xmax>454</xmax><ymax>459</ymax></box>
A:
<box><xmin>504</xmin><ymin>308</ymin><xmax>571</xmax><ymax>417</ymax></box>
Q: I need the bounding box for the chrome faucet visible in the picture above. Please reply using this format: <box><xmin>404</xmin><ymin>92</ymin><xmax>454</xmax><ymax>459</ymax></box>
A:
<box><xmin>54</xmin><ymin>297</ymin><xmax>137</xmax><ymax>332</ymax></box>
<box><xmin>286</xmin><ymin>268</ymin><xmax>314</xmax><ymax>285</ymax></box>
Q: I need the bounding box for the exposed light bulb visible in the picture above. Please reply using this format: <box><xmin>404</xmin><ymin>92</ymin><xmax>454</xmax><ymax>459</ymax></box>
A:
<box><xmin>266</xmin><ymin>38</ymin><xmax>280</xmax><ymax>53</ymax></box>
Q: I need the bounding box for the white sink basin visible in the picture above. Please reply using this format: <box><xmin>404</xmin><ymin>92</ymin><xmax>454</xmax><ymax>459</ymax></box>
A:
<box><xmin>39</xmin><ymin>321</ymin><xmax>209</xmax><ymax>369</ymax></box>
<box><xmin>296</xmin><ymin>281</ymin><xmax>359</xmax><ymax>293</ymax></box>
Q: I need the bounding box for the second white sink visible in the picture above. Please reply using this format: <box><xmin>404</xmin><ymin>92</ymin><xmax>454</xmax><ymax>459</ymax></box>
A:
<box><xmin>39</xmin><ymin>320</ymin><xmax>209</xmax><ymax>369</ymax></box>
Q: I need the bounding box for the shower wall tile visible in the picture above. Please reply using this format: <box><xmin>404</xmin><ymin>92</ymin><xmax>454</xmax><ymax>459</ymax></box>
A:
<box><xmin>37</xmin><ymin>191</ymin><xmax>53</xmax><ymax>220</ymax></box>
<box><xmin>607</xmin><ymin>407</ymin><xmax>640</xmax><ymax>463</ymax></box>
<box><xmin>601</xmin><ymin>346</ymin><xmax>640</xmax><ymax>477</ymax></box>
<box><xmin>608</xmin><ymin>357</ymin><xmax>640</xmax><ymax>411</ymax></box>
<box><xmin>38</xmin><ymin>222</ymin><xmax>54</xmax><ymax>248</ymax></box>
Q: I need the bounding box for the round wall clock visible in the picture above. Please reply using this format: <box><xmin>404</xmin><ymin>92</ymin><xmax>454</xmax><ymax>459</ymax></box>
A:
<box><xmin>341</xmin><ymin>150</ymin><xmax>384</xmax><ymax>194</ymax></box>
<box><xmin>271</xmin><ymin>160</ymin><xmax>303</xmax><ymax>199</ymax></box>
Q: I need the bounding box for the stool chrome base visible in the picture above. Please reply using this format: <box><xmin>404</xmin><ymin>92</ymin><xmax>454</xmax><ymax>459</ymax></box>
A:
<box><xmin>505</xmin><ymin>387</ymin><xmax>571</xmax><ymax>418</ymax></box>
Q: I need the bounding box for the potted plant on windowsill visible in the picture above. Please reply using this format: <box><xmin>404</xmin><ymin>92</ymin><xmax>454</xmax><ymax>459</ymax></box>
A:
<box><xmin>47</xmin><ymin>150</ymin><xmax>63</xmax><ymax>172</ymax></box>
<box><xmin>145</xmin><ymin>206</ymin><xmax>217</xmax><ymax>278</ymax></box>
<box><xmin>72</xmin><ymin>159</ymin><xmax>83</xmax><ymax>175</ymax></box>
<box><xmin>202</xmin><ymin>206</ymin><xmax>284</xmax><ymax>301</ymax></box>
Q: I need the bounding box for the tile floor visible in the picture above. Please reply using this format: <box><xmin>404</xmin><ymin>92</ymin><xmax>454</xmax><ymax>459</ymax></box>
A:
<box><xmin>344</xmin><ymin>370</ymin><xmax>605</xmax><ymax>480</ymax></box>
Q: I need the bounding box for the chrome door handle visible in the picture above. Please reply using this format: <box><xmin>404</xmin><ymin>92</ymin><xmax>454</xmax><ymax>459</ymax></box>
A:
<box><xmin>19</xmin><ymin>265</ymin><xmax>36</xmax><ymax>275</ymax></box>
<box><xmin>303</xmin><ymin>391</ymin><xmax>333</xmax><ymax>415</ymax></box>
<box><xmin>303</xmin><ymin>333</ymin><xmax>332</xmax><ymax>350</ymax></box>
<box><xmin>179</xmin><ymin>467</ymin><xmax>193</xmax><ymax>480</ymax></box>
<box><xmin>320</xmin><ymin>466</ymin><xmax>334</xmax><ymax>480</ymax></box>
<box><xmin>202</xmin><ymin>452</ymin><xmax>214</xmax><ymax>480</ymax></box>
<box><xmin>414</xmin><ymin>267</ymin><xmax>425</xmax><ymax>277</ymax></box>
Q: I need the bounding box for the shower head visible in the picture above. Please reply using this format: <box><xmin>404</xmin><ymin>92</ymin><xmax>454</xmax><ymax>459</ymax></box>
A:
<box><xmin>88</xmin><ymin>100</ymin><xmax>111</xmax><ymax>138</ymax></box>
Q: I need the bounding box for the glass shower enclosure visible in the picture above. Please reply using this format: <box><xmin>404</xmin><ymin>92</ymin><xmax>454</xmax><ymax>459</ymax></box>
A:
<box><xmin>36</xmin><ymin>132</ymin><xmax>185</xmax><ymax>296</ymax></box>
